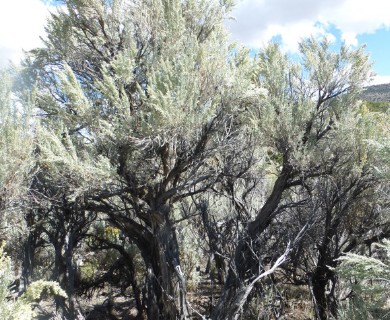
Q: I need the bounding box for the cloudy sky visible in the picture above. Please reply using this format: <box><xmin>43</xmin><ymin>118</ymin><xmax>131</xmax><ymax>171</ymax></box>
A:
<box><xmin>0</xmin><ymin>0</ymin><xmax>54</xmax><ymax>66</ymax></box>
<box><xmin>228</xmin><ymin>0</ymin><xmax>390</xmax><ymax>84</ymax></box>
<box><xmin>1</xmin><ymin>0</ymin><xmax>390</xmax><ymax>84</ymax></box>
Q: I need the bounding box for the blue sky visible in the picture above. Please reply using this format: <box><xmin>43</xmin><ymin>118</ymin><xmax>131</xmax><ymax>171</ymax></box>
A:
<box><xmin>358</xmin><ymin>29</ymin><xmax>390</xmax><ymax>77</ymax></box>
<box><xmin>1</xmin><ymin>0</ymin><xmax>390</xmax><ymax>84</ymax></box>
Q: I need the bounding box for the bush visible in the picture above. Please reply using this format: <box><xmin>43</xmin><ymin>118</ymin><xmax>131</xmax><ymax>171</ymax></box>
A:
<box><xmin>336</xmin><ymin>240</ymin><xmax>390</xmax><ymax>319</ymax></box>
<box><xmin>0</xmin><ymin>244</ymin><xmax>67</xmax><ymax>320</ymax></box>
<box><xmin>0</xmin><ymin>245</ymin><xmax>35</xmax><ymax>320</ymax></box>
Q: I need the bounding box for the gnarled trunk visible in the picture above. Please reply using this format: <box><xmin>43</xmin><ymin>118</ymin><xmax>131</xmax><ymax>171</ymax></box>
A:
<box><xmin>139</xmin><ymin>213</ymin><xmax>189</xmax><ymax>320</ymax></box>
<box><xmin>212</xmin><ymin>166</ymin><xmax>292</xmax><ymax>319</ymax></box>
<box><xmin>210</xmin><ymin>269</ymin><xmax>247</xmax><ymax>320</ymax></box>
<box><xmin>310</xmin><ymin>248</ymin><xmax>338</xmax><ymax>320</ymax></box>
<box><xmin>51</xmin><ymin>229</ymin><xmax>77</xmax><ymax>319</ymax></box>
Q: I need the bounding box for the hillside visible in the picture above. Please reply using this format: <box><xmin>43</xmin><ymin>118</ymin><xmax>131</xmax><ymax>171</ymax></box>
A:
<box><xmin>362</xmin><ymin>83</ymin><xmax>390</xmax><ymax>101</ymax></box>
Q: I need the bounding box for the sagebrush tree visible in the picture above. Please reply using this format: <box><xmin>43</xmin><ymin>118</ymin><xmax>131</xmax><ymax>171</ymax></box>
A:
<box><xmin>21</xmin><ymin>0</ymin><xmax>256</xmax><ymax>318</ymax></box>
<box><xmin>13</xmin><ymin>1</ymin><xmax>390</xmax><ymax>319</ymax></box>
<box><xmin>210</xmin><ymin>38</ymin><xmax>385</xmax><ymax>320</ymax></box>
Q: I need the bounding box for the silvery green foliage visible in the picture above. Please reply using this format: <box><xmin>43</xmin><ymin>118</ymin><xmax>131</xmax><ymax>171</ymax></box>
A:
<box><xmin>249</xmin><ymin>38</ymin><xmax>373</xmax><ymax>175</ymax></box>
<box><xmin>0</xmin><ymin>70</ymin><xmax>33</xmax><ymax>205</ymax></box>
<box><xmin>28</xmin><ymin>0</ymin><xmax>257</xmax><ymax>202</ymax></box>
<box><xmin>23</xmin><ymin>279</ymin><xmax>67</xmax><ymax>302</ymax></box>
<box><xmin>0</xmin><ymin>70</ymin><xmax>34</xmax><ymax>240</ymax></box>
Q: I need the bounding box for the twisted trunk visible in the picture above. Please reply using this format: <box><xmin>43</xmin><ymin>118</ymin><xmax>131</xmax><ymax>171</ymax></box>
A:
<box><xmin>211</xmin><ymin>165</ymin><xmax>292</xmax><ymax>319</ymax></box>
<box><xmin>142</xmin><ymin>215</ymin><xmax>189</xmax><ymax>320</ymax></box>
<box><xmin>118</xmin><ymin>200</ymin><xmax>190</xmax><ymax>320</ymax></box>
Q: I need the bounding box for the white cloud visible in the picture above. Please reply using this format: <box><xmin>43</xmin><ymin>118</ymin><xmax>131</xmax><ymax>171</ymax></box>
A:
<box><xmin>0</xmin><ymin>0</ymin><xmax>54</xmax><ymax>67</ymax></box>
<box><xmin>340</xmin><ymin>32</ymin><xmax>358</xmax><ymax>47</ymax></box>
<box><xmin>227</xmin><ymin>0</ymin><xmax>344</xmax><ymax>49</ymax></box>
<box><xmin>228</xmin><ymin>0</ymin><xmax>390</xmax><ymax>50</ymax></box>
<box><xmin>371</xmin><ymin>75</ymin><xmax>390</xmax><ymax>85</ymax></box>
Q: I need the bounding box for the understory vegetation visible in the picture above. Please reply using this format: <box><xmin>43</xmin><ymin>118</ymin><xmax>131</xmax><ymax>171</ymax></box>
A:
<box><xmin>1</xmin><ymin>0</ymin><xmax>390</xmax><ymax>319</ymax></box>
